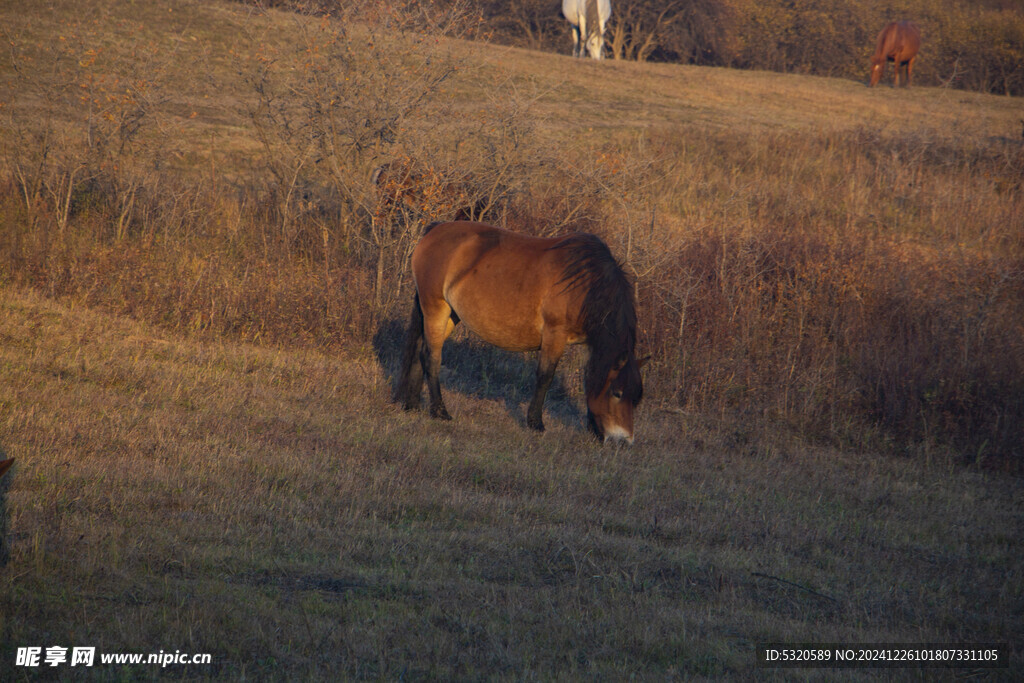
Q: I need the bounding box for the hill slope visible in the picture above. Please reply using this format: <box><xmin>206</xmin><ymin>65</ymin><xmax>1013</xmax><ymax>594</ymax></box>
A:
<box><xmin>3</xmin><ymin>0</ymin><xmax>1021</xmax><ymax>154</ymax></box>
<box><xmin>1</xmin><ymin>286</ymin><xmax>1021</xmax><ymax>677</ymax></box>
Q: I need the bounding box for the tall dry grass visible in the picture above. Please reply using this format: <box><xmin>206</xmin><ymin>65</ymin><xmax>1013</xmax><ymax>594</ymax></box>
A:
<box><xmin>635</xmin><ymin>127</ymin><xmax>1024</xmax><ymax>460</ymax></box>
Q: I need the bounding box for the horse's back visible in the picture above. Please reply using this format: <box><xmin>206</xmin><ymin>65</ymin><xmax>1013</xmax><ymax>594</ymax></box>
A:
<box><xmin>877</xmin><ymin>20</ymin><xmax>920</xmax><ymax>60</ymax></box>
<box><xmin>411</xmin><ymin>222</ymin><xmax>580</xmax><ymax>352</ymax></box>
<box><xmin>413</xmin><ymin>222</ymin><xmax>544</xmax><ymax>283</ymax></box>
<box><xmin>899</xmin><ymin>21</ymin><xmax>921</xmax><ymax>56</ymax></box>
<box><xmin>563</xmin><ymin>0</ymin><xmax>610</xmax><ymax>26</ymax></box>
<box><xmin>412</xmin><ymin>221</ymin><xmax>562</xmax><ymax>300</ymax></box>
<box><xmin>562</xmin><ymin>0</ymin><xmax>580</xmax><ymax>23</ymax></box>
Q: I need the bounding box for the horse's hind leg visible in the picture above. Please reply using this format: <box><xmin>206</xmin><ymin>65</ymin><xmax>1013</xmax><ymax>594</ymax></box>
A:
<box><xmin>397</xmin><ymin>293</ymin><xmax>425</xmax><ymax>410</ymax></box>
<box><xmin>421</xmin><ymin>301</ymin><xmax>458</xmax><ymax>421</ymax></box>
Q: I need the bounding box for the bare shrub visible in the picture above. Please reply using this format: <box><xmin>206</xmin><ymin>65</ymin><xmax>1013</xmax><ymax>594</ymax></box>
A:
<box><xmin>607</xmin><ymin>0</ymin><xmax>735</xmax><ymax>64</ymax></box>
<box><xmin>480</xmin><ymin>0</ymin><xmax>566</xmax><ymax>51</ymax></box>
<box><xmin>631</xmin><ymin>125</ymin><xmax>1024</xmax><ymax>460</ymax></box>
<box><xmin>238</xmin><ymin>1</ymin><xmax>483</xmax><ymax>313</ymax></box>
<box><xmin>1</xmin><ymin>18</ymin><xmax>178</xmax><ymax>243</ymax></box>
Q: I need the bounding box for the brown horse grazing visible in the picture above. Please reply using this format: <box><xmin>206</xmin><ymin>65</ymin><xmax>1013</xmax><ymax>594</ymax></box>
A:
<box><xmin>0</xmin><ymin>458</ymin><xmax>13</xmax><ymax>479</ymax></box>
<box><xmin>396</xmin><ymin>221</ymin><xmax>645</xmax><ymax>442</ymax></box>
<box><xmin>870</xmin><ymin>21</ymin><xmax>921</xmax><ymax>88</ymax></box>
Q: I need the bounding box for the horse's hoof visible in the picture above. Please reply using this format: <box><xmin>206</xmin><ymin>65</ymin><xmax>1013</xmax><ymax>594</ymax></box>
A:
<box><xmin>527</xmin><ymin>419</ymin><xmax>545</xmax><ymax>432</ymax></box>
<box><xmin>431</xmin><ymin>406</ymin><xmax>452</xmax><ymax>421</ymax></box>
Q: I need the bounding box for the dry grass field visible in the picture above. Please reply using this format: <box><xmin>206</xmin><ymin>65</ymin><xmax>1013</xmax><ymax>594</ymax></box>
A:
<box><xmin>0</xmin><ymin>0</ymin><xmax>1022</xmax><ymax>678</ymax></box>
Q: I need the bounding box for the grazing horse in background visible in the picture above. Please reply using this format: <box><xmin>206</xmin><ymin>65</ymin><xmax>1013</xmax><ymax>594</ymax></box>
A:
<box><xmin>870</xmin><ymin>21</ymin><xmax>920</xmax><ymax>87</ymax></box>
<box><xmin>397</xmin><ymin>221</ymin><xmax>645</xmax><ymax>443</ymax></box>
<box><xmin>563</xmin><ymin>0</ymin><xmax>611</xmax><ymax>60</ymax></box>
<box><xmin>0</xmin><ymin>458</ymin><xmax>13</xmax><ymax>479</ymax></box>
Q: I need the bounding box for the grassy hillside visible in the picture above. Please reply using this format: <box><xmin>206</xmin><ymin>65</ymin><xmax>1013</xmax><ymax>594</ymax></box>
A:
<box><xmin>0</xmin><ymin>0</ymin><xmax>1022</xmax><ymax>677</ymax></box>
<box><xmin>1</xmin><ymin>287</ymin><xmax>1020</xmax><ymax>677</ymax></box>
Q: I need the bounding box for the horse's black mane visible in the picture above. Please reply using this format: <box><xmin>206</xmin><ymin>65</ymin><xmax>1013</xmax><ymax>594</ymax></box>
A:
<box><xmin>549</xmin><ymin>233</ymin><xmax>642</xmax><ymax>403</ymax></box>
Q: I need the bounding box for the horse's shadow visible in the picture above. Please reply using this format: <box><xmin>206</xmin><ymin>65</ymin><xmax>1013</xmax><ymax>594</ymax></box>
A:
<box><xmin>373</xmin><ymin>319</ymin><xmax>584</xmax><ymax>430</ymax></box>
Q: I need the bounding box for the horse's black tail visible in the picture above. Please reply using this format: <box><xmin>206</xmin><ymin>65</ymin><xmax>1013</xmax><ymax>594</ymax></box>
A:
<box><xmin>396</xmin><ymin>292</ymin><xmax>425</xmax><ymax>410</ymax></box>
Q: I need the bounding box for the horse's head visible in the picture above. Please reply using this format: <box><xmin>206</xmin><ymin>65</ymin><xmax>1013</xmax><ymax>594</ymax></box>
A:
<box><xmin>869</xmin><ymin>57</ymin><xmax>885</xmax><ymax>87</ymax></box>
<box><xmin>586</xmin><ymin>355</ymin><xmax>646</xmax><ymax>444</ymax></box>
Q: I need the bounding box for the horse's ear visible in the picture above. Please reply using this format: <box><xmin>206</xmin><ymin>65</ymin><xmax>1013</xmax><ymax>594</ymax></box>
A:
<box><xmin>0</xmin><ymin>458</ymin><xmax>14</xmax><ymax>479</ymax></box>
<box><xmin>637</xmin><ymin>355</ymin><xmax>651</xmax><ymax>370</ymax></box>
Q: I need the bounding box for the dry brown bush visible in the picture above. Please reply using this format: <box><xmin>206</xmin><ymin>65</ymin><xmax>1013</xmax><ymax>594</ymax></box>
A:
<box><xmin>633</xmin><ymin>126</ymin><xmax>1023</xmax><ymax>461</ymax></box>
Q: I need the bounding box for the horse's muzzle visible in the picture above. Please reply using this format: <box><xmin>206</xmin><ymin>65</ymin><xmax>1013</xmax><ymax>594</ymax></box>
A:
<box><xmin>602</xmin><ymin>425</ymin><xmax>634</xmax><ymax>445</ymax></box>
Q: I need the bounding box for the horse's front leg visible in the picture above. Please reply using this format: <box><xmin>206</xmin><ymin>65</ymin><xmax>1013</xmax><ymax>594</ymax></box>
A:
<box><xmin>527</xmin><ymin>328</ymin><xmax>566</xmax><ymax>431</ymax></box>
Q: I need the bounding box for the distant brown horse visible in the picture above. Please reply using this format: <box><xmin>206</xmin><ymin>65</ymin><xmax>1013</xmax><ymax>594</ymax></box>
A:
<box><xmin>870</xmin><ymin>21</ymin><xmax>921</xmax><ymax>88</ymax></box>
<box><xmin>397</xmin><ymin>221</ymin><xmax>645</xmax><ymax>442</ymax></box>
<box><xmin>0</xmin><ymin>458</ymin><xmax>13</xmax><ymax>479</ymax></box>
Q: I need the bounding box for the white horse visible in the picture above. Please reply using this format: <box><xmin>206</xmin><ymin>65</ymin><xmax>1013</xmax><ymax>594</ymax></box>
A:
<box><xmin>563</xmin><ymin>0</ymin><xmax>611</xmax><ymax>60</ymax></box>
